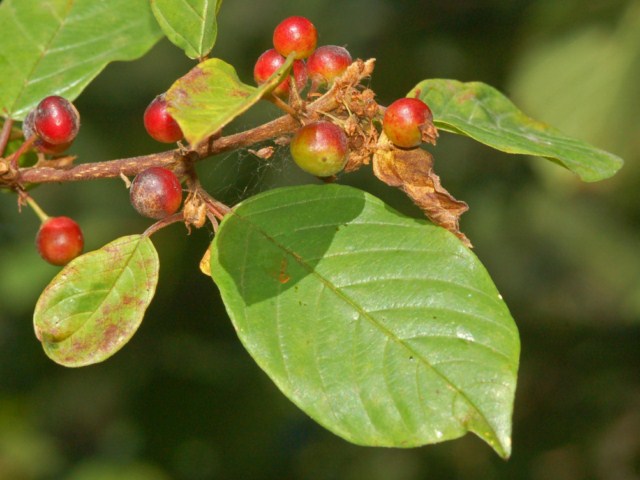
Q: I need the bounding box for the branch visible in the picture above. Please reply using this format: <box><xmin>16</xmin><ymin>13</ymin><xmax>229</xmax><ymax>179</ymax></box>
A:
<box><xmin>18</xmin><ymin>114</ymin><xmax>299</xmax><ymax>185</ymax></box>
<box><xmin>10</xmin><ymin>59</ymin><xmax>376</xmax><ymax>187</ymax></box>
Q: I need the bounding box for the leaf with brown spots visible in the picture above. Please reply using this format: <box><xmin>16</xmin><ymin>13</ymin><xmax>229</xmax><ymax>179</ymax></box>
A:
<box><xmin>167</xmin><ymin>56</ymin><xmax>294</xmax><ymax>146</ymax></box>
<box><xmin>33</xmin><ymin>235</ymin><xmax>159</xmax><ymax>367</ymax></box>
<box><xmin>373</xmin><ymin>138</ymin><xmax>471</xmax><ymax>247</ymax></box>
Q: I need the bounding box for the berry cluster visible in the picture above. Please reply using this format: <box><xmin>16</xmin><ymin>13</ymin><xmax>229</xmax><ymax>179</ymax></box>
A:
<box><xmin>251</xmin><ymin>16</ymin><xmax>356</xmax><ymax>177</ymax></box>
<box><xmin>253</xmin><ymin>16</ymin><xmax>353</xmax><ymax>101</ymax></box>
<box><xmin>252</xmin><ymin>16</ymin><xmax>435</xmax><ymax>178</ymax></box>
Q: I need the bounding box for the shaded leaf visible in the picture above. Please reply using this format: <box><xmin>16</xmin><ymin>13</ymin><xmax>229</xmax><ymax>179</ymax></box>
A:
<box><xmin>167</xmin><ymin>56</ymin><xmax>293</xmax><ymax>146</ymax></box>
<box><xmin>411</xmin><ymin>79</ymin><xmax>623</xmax><ymax>182</ymax></box>
<box><xmin>373</xmin><ymin>134</ymin><xmax>470</xmax><ymax>247</ymax></box>
<box><xmin>210</xmin><ymin>184</ymin><xmax>519</xmax><ymax>458</ymax></box>
<box><xmin>151</xmin><ymin>0</ymin><xmax>222</xmax><ymax>59</ymax></box>
<box><xmin>34</xmin><ymin>235</ymin><xmax>159</xmax><ymax>367</ymax></box>
<box><xmin>0</xmin><ymin>0</ymin><xmax>163</xmax><ymax>120</ymax></box>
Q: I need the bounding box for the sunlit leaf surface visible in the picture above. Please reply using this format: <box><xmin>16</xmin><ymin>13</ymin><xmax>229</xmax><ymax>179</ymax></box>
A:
<box><xmin>0</xmin><ymin>0</ymin><xmax>162</xmax><ymax>120</ymax></box>
<box><xmin>211</xmin><ymin>184</ymin><xmax>519</xmax><ymax>458</ymax></box>
<box><xmin>412</xmin><ymin>79</ymin><xmax>623</xmax><ymax>182</ymax></box>
<box><xmin>167</xmin><ymin>56</ymin><xmax>293</xmax><ymax>146</ymax></box>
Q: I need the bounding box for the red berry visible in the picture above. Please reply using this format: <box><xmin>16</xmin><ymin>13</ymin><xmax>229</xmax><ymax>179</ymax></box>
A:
<box><xmin>254</xmin><ymin>49</ymin><xmax>307</xmax><ymax>98</ymax></box>
<box><xmin>33</xmin><ymin>96</ymin><xmax>80</xmax><ymax>145</ymax></box>
<box><xmin>307</xmin><ymin>45</ymin><xmax>352</xmax><ymax>86</ymax></box>
<box><xmin>36</xmin><ymin>216</ymin><xmax>84</xmax><ymax>266</ymax></box>
<box><xmin>273</xmin><ymin>16</ymin><xmax>317</xmax><ymax>60</ymax></box>
<box><xmin>382</xmin><ymin>98</ymin><xmax>433</xmax><ymax>148</ymax></box>
<box><xmin>143</xmin><ymin>94</ymin><xmax>184</xmax><ymax>143</ymax></box>
<box><xmin>130</xmin><ymin>167</ymin><xmax>183</xmax><ymax>219</ymax></box>
<box><xmin>290</xmin><ymin>121</ymin><xmax>349</xmax><ymax>177</ymax></box>
<box><xmin>23</xmin><ymin>112</ymin><xmax>73</xmax><ymax>154</ymax></box>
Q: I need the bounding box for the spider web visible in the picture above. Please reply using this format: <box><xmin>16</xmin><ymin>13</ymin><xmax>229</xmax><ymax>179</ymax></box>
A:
<box><xmin>197</xmin><ymin>138</ymin><xmax>297</xmax><ymax>207</ymax></box>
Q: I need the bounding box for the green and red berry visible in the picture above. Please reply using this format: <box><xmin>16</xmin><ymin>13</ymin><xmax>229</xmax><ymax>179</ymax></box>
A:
<box><xmin>307</xmin><ymin>45</ymin><xmax>352</xmax><ymax>86</ymax></box>
<box><xmin>36</xmin><ymin>216</ymin><xmax>84</xmax><ymax>266</ymax></box>
<box><xmin>290</xmin><ymin>121</ymin><xmax>349</xmax><ymax>177</ymax></box>
<box><xmin>273</xmin><ymin>16</ymin><xmax>318</xmax><ymax>60</ymax></box>
<box><xmin>143</xmin><ymin>94</ymin><xmax>184</xmax><ymax>143</ymax></box>
<box><xmin>130</xmin><ymin>167</ymin><xmax>183</xmax><ymax>219</ymax></box>
<box><xmin>382</xmin><ymin>98</ymin><xmax>434</xmax><ymax>148</ymax></box>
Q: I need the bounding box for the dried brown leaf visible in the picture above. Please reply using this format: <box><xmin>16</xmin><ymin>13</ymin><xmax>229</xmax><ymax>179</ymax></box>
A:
<box><xmin>373</xmin><ymin>141</ymin><xmax>471</xmax><ymax>247</ymax></box>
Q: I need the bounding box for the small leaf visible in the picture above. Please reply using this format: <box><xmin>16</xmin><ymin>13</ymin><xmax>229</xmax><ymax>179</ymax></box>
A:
<box><xmin>0</xmin><ymin>0</ymin><xmax>163</xmax><ymax>120</ymax></box>
<box><xmin>411</xmin><ymin>79</ymin><xmax>623</xmax><ymax>182</ymax></box>
<box><xmin>166</xmin><ymin>56</ymin><xmax>294</xmax><ymax>146</ymax></box>
<box><xmin>151</xmin><ymin>0</ymin><xmax>222</xmax><ymax>59</ymax></box>
<box><xmin>373</xmin><ymin>134</ymin><xmax>470</xmax><ymax>247</ymax></box>
<box><xmin>34</xmin><ymin>235</ymin><xmax>159</xmax><ymax>367</ymax></box>
<box><xmin>210</xmin><ymin>184</ymin><xmax>520</xmax><ymax>458</ymax></box>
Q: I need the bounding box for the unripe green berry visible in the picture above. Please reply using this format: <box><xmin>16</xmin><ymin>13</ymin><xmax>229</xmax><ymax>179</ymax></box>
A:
<box><xmin>290</xmin><ymin>121</ymin><xmax>349</xmax><ymax>177</ymax></box>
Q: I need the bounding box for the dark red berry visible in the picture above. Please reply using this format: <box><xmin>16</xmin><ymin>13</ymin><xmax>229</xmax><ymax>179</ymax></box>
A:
<box><xmin>273</xmin><ymin>16</ymin><xmax>317</xmax><ymax>60</ymax></box>
<box><xmin>130</xmin><ymin>167</ymin><xmax>183</xmax><ymax>219</ymax></box>
<box><xmin>290</xmin><ymin>121</ymin><xmax>349</xmax><ymax>177</ymax></box>
<box><xmin>33</xmin><ymin>96</ymin><xmax>80</xmax><ymax>145</ymax></box>
<box><xmin>143</xmin><ymin>94</ymin><xmax>184</xmax><ymax>143</ymax></box>
<box><xmin>254</xmin><ymin>49</ymin><xmax>307</xmax><ymax>98</ymax></box>
<box><xmin>36</xmin><ymin>216</ymin><xmax>84</xmax><ymax>266</ymax></box>
<box><xmin>382</xmin><ymin>98</ymin><xmax>434</xmax><ymax>148</ymax></box>
<box><xmin>307</xmin><ymin>45</ymin><xmax>352</xmax><ymax>86</ymax></box>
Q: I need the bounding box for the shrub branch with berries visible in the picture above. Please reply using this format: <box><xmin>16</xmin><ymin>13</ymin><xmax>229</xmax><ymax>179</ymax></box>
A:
<box><xmin>0</xmin><ymin>1</ymin><xmax>623</xmax><ymax>460</ymax></box>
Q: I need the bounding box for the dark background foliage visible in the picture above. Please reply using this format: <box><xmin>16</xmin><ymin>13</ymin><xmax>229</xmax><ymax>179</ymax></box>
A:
<box><xmin>1</xmin><ymin>0</ymin><xmax>638</xmax><ymax>478</ymax></box>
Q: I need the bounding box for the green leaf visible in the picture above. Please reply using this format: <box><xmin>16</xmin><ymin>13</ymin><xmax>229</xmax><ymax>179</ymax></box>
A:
<box><xmin>34</xmin><ymin>235</ymin><xmax>159</xmax><ymax>367</ymax></box>
<box><xmin>151</xmin><ymin>0</ymin><xmax>222</xmax><ymax>59</ymax></box>
<box><xmin>411</xmin><ymin>79</ymin><xmax>623</xmax><ymax>182</ymax></box>
<box><xmin>0</xmin><ymin>0</ymin><xmax>163</xmax><ymax>120</ymax></box>
<box><xmin>210</xmin><ymin>184</ymin><xmax>520</xmax><ymax>458</ymax></box>
<box><xmin>166</xmin><ymin>55</ymin><xmax>293</xmax><ymax>146</ymax></box>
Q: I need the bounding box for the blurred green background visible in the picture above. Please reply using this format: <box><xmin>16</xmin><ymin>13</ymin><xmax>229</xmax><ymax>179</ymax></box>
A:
<box><xmin>1</xmin><ymin>0</ymin><xmax>639</xmax><ymax>478</ymax></box>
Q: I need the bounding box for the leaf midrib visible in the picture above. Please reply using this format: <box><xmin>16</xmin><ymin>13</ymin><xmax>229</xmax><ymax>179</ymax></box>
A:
<box><xmin>232</xmin><ymin>208</ymin><xmax>504</xmax><ymax>451</ymax></box>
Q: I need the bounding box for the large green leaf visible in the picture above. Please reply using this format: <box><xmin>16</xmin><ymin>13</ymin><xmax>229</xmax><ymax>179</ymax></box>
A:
<box><xmin>210</xmin><ymin>184</ymin><xmax>520</xmax><ymax>458</ymax></box>
<box><xmin>34</xmin><ymin>235</ymin><xmax>159</xmax><ymax>367</ymax></box>
<box><xmin>0</xmin><ymin>0</ymin><xmax>163</xmax><ymax>120</ymax></box>
<box><xmin>151</xmin><ymin>0</ymin><xmax>222</xmax><ymax>59</ymax></box>
<box><xmin>167</xmin><ymin>56</ymin><xmax>294</xmax><ymax>146</ymax></box>
<box><xmin>411</xmin><ymin>79</ymin><xmax>623</xmax><ymax>182</ymax></box>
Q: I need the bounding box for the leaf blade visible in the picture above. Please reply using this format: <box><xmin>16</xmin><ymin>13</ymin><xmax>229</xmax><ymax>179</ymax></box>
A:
<box><xmin>166</xmin><ymin>55</ymin><xmax>293</xmax><ymax>146</ymax></box>
<box><xmin>210</xmin><ymin>184</ymin><xmax>519</xmax><ymax>457</ymax></box>
<box><xmin>411</xmin><ymin>79</ymin><xmax>623</xmax><ymax>182</ymax></box>
<box><xmin>33</xmin><ymin>235</ymin><xmax>159</xmax><ymax>367</ymax></box>
<box><xmin>0</xmin><ymin>0</ymin><xmax>163</xmax><ymax>119</ymax></box>
<box><xmin>151</xmin><ymin>0</ymin><xmax>221</xmax><ymax>59</ymax></box>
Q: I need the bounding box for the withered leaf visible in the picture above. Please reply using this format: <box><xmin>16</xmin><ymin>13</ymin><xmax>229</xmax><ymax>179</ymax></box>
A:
<box><xmin>373</xmin><ymin>143</ymin><xmax>471</xmax><ymax>247</ymax></box>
